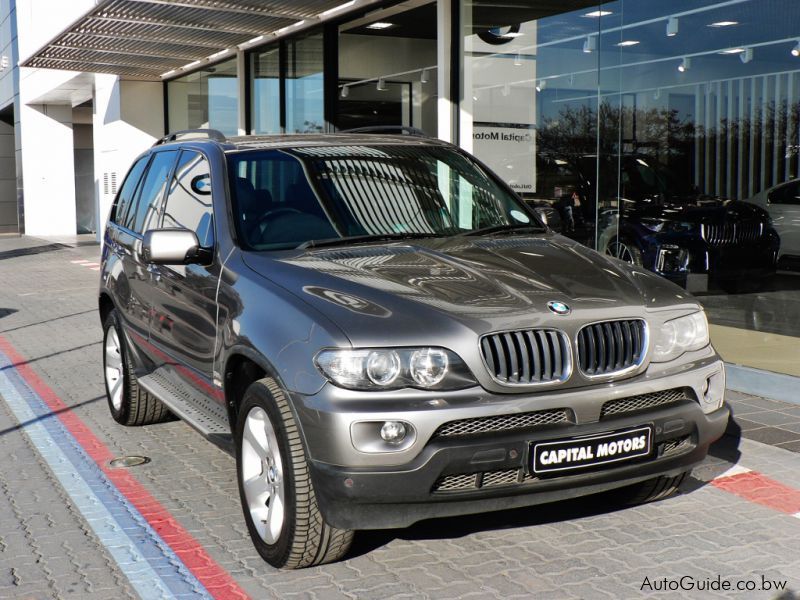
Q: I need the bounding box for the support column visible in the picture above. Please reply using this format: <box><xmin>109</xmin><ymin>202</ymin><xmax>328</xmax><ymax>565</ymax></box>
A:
<box><xmin>19</xmin><ymin>102</ymin><xmax>76</xmax><ymax>236</ymax></box>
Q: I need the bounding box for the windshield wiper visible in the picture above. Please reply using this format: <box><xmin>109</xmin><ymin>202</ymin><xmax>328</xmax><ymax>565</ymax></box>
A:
<box><xmin>457</xmin><ymin>223</ymin><xmax>546</xmax><ymax>237</ymax></box>
<box><xmin>298</xmin><ymin>232</ymin><xmax>442</xmax><ymax>250</ymax></box>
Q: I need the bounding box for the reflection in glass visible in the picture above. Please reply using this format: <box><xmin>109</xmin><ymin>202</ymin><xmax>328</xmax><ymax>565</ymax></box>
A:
<box><xmin>286</xmin><ymin>33</ymin><xmax>325</xmax><ymax>133</ymax></box>
<box><xmin>459</xmin><ymin>0</ymin><xmax>800</xmax><ymax>374</ymax></box>
<box><xmin>251</xmin><ymin>47</ymin><xmax>280</xmax><ymax>134</ymax></box>
<box><xmin>337</xmin><ymin>3</ymin><xmax>438</xmax><ymax>135</ymax></box>
<box><xmin>167</xmin><ymin>58</ymin><xmax>238</xmax><ymax>136</ymax></box>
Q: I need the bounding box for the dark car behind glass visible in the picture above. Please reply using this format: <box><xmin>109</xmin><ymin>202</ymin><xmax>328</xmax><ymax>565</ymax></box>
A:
<box><xmin>531</xmin><ymin>154</ymin><xmax>779</xmax><ymax>291</ymax></box>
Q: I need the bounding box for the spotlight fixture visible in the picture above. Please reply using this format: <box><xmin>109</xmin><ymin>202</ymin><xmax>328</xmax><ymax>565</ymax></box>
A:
<box><xmin>513</xmin><ymin>53</ymin><xmax>522</xmax><ymax>66</ymax></box>
<box><xmin>420</xmin><ymin>68</ymin><xmax>430</xmax><ymax>83</ymax></box>
<box><xmin>376</xmin><ymin>77</ymin><xmax>387</xmax><ymax>91</ymax></box>
<box><xmin>535</xmin><ymin>79</ymin><xmax>546</xmax><ymax>92</ymax></box>
<box><xmin>740</xmin><ymin>48</ymin><xmax>753</xmax><ymax>63</ymax></box>
<box><xmin>666</xmin><ymin>16</ymin><xmax>679</xmax><ymax>37</ymax></box>
<box><xmin>654</xmin><ymin>88</ymin><xmax>661</xmax><ymax>100</ymax></box>
<box><xmin>501</xmin><ymin>83</ymin><xmax>511</xmax><ymax>97</ymax></box>
<box><xmin>678</xmin><ymin>57</ymin><xmax>691</xmax><ymax>72</ymax></box>
<box><xmin>792</xmin><ymin>41</ymin><xmax>800</xmax><ymax>57</ymax></box>
<box><xmin>583</xmin><ymin>35</ymin><xmax>597</xmax><ymax>53</ymax></box>
<box><xmin>340</xmin><ymin>84</ymin><xmax>349</xmax><ymax>98</ymax></box>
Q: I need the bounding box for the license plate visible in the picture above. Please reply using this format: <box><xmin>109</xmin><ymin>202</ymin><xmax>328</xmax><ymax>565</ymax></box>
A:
<box><xmin>531</xmin><ymin>426</ymin><xmax>652</xmax><ymax>474</ymax></box>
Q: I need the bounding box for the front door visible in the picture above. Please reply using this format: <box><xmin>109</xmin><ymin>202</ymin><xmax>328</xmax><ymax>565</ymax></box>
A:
<box><xmin>147</xmin><ymin>150</ymin><xmax>223</xmax><ymax>410</ymax></box>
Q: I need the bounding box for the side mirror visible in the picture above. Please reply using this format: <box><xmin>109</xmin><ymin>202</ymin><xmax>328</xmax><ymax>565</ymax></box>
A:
<box><xmin>142</xmin><ymin>229</ymin><xmax>202</xmax><ymax>265</ymax></box>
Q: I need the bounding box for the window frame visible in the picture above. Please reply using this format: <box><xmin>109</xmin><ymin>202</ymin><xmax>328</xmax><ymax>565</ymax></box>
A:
<box><xmin>126</xmin><ymin>149</ymin><xmax>180</xmax><ymax>236</ymax></box>
<box><xmin>160</xmin><ymin>148</ymin><xmax>217</xmax><ymax>249</ymax></box>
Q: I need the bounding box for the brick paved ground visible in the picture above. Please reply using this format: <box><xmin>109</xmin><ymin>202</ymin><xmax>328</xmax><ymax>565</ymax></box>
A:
<box><xmin>0</xmin><ymin>235</ymin><xmax>799</xmax><ymax>599</ymax></box>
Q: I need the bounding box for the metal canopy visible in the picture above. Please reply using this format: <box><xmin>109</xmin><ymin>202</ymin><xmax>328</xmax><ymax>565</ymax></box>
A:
<box><xmin>22</xmin><ymin>0</ymin><xmax>359</xmax><ymax>80</ymax></box>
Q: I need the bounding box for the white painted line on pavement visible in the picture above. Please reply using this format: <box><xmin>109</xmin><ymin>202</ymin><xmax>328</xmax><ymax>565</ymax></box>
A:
<box><xmin>713</xmin><ymin>464</ymin><xmax>752</xmax><ymax>480</ymax></box>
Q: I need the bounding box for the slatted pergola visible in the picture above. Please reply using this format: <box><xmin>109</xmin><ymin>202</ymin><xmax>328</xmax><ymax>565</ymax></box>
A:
<box><xmin>22</xmin><ymin>0</ymin><xmax>364</xmax><ymax>80</ymax></box>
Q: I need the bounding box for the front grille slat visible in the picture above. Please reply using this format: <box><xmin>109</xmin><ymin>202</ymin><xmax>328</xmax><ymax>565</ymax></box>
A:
<box><xmin>702</xmin><ymin>221</ymin><xmax>765</xmax><ymax>247</ymax></box>
<box><xmin>515</xmin><ymin>332</ymin><xmax>530</xmax><ymax>382</ymax></box>
<box><xmin>481</xmin><ymin>328</ymin><xmax>569</xmax><ymax>385</ymax></box>
<box><xmin>578</xmin><ymin>319</ymin><xmax>646</xmax><ymax>377</ymax></box>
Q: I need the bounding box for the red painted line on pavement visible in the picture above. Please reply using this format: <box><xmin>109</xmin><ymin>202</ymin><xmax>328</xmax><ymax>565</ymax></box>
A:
<box><xmin>712</xmin><ymin>470</ymin><xmax>800</xmax><ymax>516</ymax></box>
<box><xmin>0</xmin><ymin>334</ymin><xmax>251</xmax><ymax>600</ymax></box>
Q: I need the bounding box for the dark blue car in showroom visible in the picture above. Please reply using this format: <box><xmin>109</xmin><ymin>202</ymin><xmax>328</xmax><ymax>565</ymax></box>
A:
<box><xmin>533</xmin><ymin>154</ymin><xmax>779</xmax><ymax>291</ymax></box>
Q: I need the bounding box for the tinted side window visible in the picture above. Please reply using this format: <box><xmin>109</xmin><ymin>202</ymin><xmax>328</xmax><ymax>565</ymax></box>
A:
<box><xmin>161</xmin><ymin>151</ymin><xmax>215</xmax><ymax>247</ymax></box>
<box><xmin>130</xmin><ymin>150</ymin><xmax>178</xmax><ymax>234</ymax></box>
<box><xmin>769</xmin><ymin>181</ymin><xmax>800</xmax><ymax>205</ymax></box>
<box><xmin>111</xmin><ymin>157</ymin><xmax>148</xmax><ymax>227</ymax></box>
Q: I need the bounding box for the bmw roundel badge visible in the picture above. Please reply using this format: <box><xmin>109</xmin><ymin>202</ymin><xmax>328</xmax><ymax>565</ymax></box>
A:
<box><xmin>547</xmin><ymin>301</ymin><xmax>571</xmax><ymax>316</ymax></box>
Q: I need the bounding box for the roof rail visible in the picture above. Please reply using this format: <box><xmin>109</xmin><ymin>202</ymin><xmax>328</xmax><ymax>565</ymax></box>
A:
<box><xmin>154</xmin><ymin>128</ymin><xmax>227</xmax><ymax>146</ymax></box>
<box><xmin>339</xmin><ymin>125</ymin><xmax>429</xmax><ymax>137</ymax></box>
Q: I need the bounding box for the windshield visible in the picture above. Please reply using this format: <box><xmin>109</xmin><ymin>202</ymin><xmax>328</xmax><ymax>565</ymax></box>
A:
<box><xmin>227</xmin><ymin>144</ymin><xmax>543</xmax><ymax>250</ymax></box>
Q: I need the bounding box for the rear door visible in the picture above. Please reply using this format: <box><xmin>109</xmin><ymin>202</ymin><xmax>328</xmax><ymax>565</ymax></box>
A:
<box><xmin>147</xmin><ymin>150</ymin><xmax>222</xmax><ymax>408</ymax></box>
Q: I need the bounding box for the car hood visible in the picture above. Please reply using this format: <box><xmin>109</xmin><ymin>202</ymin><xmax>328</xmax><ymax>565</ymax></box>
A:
<box><xmin>625</xmin><ymin>198</ymin><xmax>770</xmax><ymax>224</ymax></box>
<box><xmin>242</xmin><ymin>234</ymin><xmax>695</xmax><ymax>346</ymax></box>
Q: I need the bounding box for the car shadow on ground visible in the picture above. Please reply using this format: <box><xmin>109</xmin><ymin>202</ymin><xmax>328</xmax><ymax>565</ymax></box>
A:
<box><xmin>349</xmin><ymin>412</ymin><xmax>742</xmax><ymax>560</ymax></box>
<box><xmin>0</xmin><ymin>308</ymin><xmax>17</xmax><ymax>319</ymax></box>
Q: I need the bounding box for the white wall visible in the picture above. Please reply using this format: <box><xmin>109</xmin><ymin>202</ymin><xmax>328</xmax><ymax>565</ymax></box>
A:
<box><xmin>93</xmin><ymin>75</ymin><xmax>163</xmax><ymax>241</ymax></box>
<box><xmin>18</xmin><ymin>101</ymin><xmax>76</xmax><ymax>235</ymax></box>
<box><xmin>15</xmin><ymin>0</ymin><xmax>96</xmax><ymax>64</ymax></box>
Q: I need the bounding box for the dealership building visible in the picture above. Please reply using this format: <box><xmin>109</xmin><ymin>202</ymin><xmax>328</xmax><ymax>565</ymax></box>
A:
<box><xmin>1</xmin><ymin>0</ymin><xmax>799</xmax><ymax>385</ymax></box>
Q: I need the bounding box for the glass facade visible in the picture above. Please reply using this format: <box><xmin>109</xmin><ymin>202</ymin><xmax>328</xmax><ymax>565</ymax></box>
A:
<box><xmin>336</xmin><ymin>2</ymin><xmax>439</xmax><ymax>135</ymax></box>
<box><xmin>461</xmin><ymin>0</ymin><xmax>800</xmax><ymax>376</ymax></box>
<box><xmin>167</xmin><ymin>57</ymin><xmax>238</xmax><ymax>135</ymax></box>
<box><xmin>161</xmin><ymin>0</ymin><xmax>800</xmax><ymax>377</ymax></box>
<box><xmin>251</xmin><ymin>47</ymin><xmax>281</xmax><ymax>134</ymax></box>
<box><xmin>286</xmin><ymin>32</ymin><xmax>325</xmax><ymax>133</ymax></box>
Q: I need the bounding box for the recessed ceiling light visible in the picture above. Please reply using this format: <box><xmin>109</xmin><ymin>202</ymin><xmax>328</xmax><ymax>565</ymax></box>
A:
<box><xmin>366</xmin><ymin>22</ymin><xmax>394</xmax><ymax>30</ymax></box>
<box><xmin>617</xmin><ymin>40</ymin><xmax>640</xmax><ymax>47</ymax></box>
<box><xmin>720</xmin><ymin>47</ymin><xmax>745</xmax><ymax>54</ymax></box>
<box><xmin>501</xmin><ymin>32</ymin><xmax>524</xmax><ymax>38</ymax></box>
<box><xmin>708</xmin><ymin>21</ymin><xmax>739</xmax><ymax>27</ymax></box>
<box><xmin>584</xmin><ymin>10</ymin><xmax>612</xmax><ymax>17</ymax></box>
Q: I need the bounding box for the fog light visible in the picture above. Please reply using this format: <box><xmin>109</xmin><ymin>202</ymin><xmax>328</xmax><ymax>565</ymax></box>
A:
<box><xmin>702</xmin><ymin>369</ymin><xmax>726</xmax><ymax>414</ymax></box>
<box><xmin>380</xmin><ymin>421</ymin><xmax>407</xmax><ymax>444</ymax></box>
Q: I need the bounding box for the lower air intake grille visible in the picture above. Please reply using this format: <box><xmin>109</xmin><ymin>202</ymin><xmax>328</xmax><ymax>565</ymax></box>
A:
<box><xmin>577</xmin><ymin>319</ymin><xmax>646</xmax><ymax>376</ymax></box>
<box><xmin>433</xmin><ymin>408</ymin><xmax>573</xmax><ymax>438</ymax></box>
<box><xmin>433</xmin><ymin>468</ymin><xmax>539</xmax><ymax>493</ymax></box>
<box><xmin>601</xmin><ymin>389</ymin><xmax>690</xmax><ymax>418</ymax></box>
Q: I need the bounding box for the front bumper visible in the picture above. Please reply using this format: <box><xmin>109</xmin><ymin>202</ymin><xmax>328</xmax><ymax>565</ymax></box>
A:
<box><xmin>641</xmin><ymin>233</ymin><xmax>778</xmax><ymax>282</ymax></box>
<box><xmin>290</xmin><ymin>351</ymin><xmax>728</xmax><ymax>529</ymax></box>
<box><xmin>311</xmin><ymin>402</ymin><xmax>729</xmax><ymax>529</ymax></box>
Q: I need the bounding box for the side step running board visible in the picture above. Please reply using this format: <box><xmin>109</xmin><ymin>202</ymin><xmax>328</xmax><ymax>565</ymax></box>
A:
<box><xmin>138</xmin><ymin>370</ymin><xmax>233</xmax><ymax>454</ymax></box>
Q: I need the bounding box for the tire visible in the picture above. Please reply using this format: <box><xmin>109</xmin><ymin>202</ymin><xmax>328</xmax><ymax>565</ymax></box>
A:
<box><xmin>235</xmin><ymin>377</ymin><xmax>353</xmax><ymax>569</ymax></box>
<box><xmin>605</xmin><ymin>237</ymin><xmax>644</xmax><ymax>267</ymax></box>
<box><xmin>102</xmin><ymin>309</ymin><xmax>172</xmax><ymax>426</ymax></box>
<box><xmin>607</xmin><ymin>470</ymin><xmax>689</xmax><ymax>506</ymax></box>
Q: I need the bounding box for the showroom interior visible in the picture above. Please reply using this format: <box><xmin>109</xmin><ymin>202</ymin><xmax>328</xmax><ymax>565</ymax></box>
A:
<box><xmin>9</xmin><ymin>0</ymin><xmax>800</xmax><ymax>385</ymax></box>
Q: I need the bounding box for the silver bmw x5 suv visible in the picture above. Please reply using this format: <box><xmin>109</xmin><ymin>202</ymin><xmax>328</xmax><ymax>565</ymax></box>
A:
<box><xmin>99</xmin><ymin>129</ymin><xmax>729</xmax><ymax>569</ymax></box>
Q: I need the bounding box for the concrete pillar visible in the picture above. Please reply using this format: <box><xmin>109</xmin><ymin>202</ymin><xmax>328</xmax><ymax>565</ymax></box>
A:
<box><xmin>19</xmin><ymin>102</ymin><xmax>76</xmax><ymax>236</ymax></box>
<box><xmin>93</xmin><ymin>74</ymin><xmax>164</xmax><ymax>242</ymax></box>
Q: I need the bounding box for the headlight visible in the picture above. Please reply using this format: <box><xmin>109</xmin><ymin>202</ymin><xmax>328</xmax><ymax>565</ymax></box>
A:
<box><xmin>651</xmin><ymin>311</ymin><xmax>710</xmax><ymax>362</ymax></box>
<box><xmin>641</xmin><ymin>219</ymin><xmax>695</xmax><ymax>234</ymax></box>
<box><xmin>315</xmin><ymin>347</ymin><xmax>474</xmax><ymax>391</ymax></box>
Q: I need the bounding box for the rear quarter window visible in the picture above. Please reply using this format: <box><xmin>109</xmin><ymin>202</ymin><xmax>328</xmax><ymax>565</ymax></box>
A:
<box><xmin>110</xmin><ymin>156</ymin><xmax>149</xmax><ymax>227</ymax></box>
